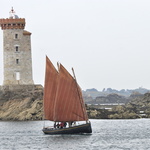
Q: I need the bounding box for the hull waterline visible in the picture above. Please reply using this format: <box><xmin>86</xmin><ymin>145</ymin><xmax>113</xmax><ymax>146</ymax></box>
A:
<box><xmin>42</xmin><ymin>122</ymin><xmax>92</xmax><ymax>135</ymax></box>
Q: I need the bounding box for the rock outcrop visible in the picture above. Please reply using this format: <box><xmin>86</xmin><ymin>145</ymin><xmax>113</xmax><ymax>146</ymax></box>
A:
<box><xmin>0</xmin><ymin>85</ymin><xmax>43</xmax><ymax>121</ymax></box>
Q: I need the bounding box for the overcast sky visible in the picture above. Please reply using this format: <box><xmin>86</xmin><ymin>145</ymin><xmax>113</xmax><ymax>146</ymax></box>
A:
<box><xmin>0</xmin><ymin>0</ymin><xmax>150</xmax><ymax>91</ymax></box>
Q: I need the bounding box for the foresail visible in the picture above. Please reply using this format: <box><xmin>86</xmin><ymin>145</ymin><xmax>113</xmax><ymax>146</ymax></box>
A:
<box><xmin>54</xmin><ymin>64</ymin><xmax>88</xmax><ymax>122</ymax></box>
<box><xmin>43</xmin><ymin>56</ymin><xmax>58</xmax><ymax>121</ymax></box>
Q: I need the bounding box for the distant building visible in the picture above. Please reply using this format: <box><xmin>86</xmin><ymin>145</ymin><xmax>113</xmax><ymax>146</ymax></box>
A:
<box><xmin>0</xmin><ymin>8</ymin><xmax>34</xmax><ymax>85</ymax></box>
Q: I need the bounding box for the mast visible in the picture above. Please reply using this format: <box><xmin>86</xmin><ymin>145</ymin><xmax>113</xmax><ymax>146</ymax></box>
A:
<box><xmin>53</xmin><ymin>62</ymin><xmax>60</xmax><ymax>122</ymax></box>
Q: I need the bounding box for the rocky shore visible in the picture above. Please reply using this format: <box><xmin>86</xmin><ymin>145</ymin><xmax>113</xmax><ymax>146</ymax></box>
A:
<box><xmin>0</xmin><ymin>85</ymin><xmax>150</xmax><ymax>120</ymax></box>
<box><xmin>86</xmin><ymin>92</ymin><xmax>150</xmax><ymax>119</ymax></box>
<box><xmin>0</xmin><ymin>85</ymin><xmax>43</xmax><ymax>121</ymax></box>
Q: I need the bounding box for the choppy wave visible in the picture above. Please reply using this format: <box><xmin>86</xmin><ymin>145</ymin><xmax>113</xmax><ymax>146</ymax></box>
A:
<box><xmin>0</xmin><ymin>119</ymin><xmax>150</xmax><ymax>150</ymax></box>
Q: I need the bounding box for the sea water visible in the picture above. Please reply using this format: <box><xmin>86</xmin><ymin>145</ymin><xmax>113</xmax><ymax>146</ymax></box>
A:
<box><xmin>0</xmin><ymin>119</ymin><xmax>150</xmax><ymax>150</ymax></box>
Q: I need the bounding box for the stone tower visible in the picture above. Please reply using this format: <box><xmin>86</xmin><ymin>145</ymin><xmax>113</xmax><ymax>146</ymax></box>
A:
<box><xmin>0</xmin><ymin>8</ymin><xmax>34</xmax><ymax>85</ymax></box>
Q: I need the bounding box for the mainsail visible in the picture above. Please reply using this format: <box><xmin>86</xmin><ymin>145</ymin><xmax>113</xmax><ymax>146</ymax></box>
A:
<box><xmin>54</xmin><ymin>64</ymin><xmax>88</xmax><ymax>122</ymax></box>
<box><xmin>43</xmin><ymin>56</ymin><xmax>58</xmax><ymax>120</ymax></box>
<box><xmin>44</xmin><ymin>56</ymin><xmax>88</xmax><ymax>122</ymax></box>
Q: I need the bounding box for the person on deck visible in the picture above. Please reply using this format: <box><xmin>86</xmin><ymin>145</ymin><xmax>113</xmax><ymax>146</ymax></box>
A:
<box><xmin>56</xmin><ymin>123</ymin><xmax>60</xmax><ymax>128</ymax></box>
<box><xmin>64</xmin><ymin>122</ymin><xmax>67</xmax><ymax>127</ymax></box>
<box><xmin>54</xmin><ymin>122</ymin><xmax>56</xmax><ymax>128</ymax></box>
<box><xmin>60</xmin><ymin>122</ymin><xmax>64</xmax><ymax>128</ymax></box>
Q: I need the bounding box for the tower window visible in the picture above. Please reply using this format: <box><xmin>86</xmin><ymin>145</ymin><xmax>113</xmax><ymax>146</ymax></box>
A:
<box><xmin>16</xmin><ymin>59</ymin><xmax>19</xmax><ymax>64</ymax></box>
<box><xmin>15</xmin><ymin>34</ymin><xmax>18</xmax><ymax>39</ymax></box>
<box><xmin>16</xmin><ymin>72</ymin><xmax>20</xmax><ymax>80</ymax></box>
<box><xmin>16</xmin><ymin>46</ymin><xmax>18</xmax><ymax>52</ymax></box>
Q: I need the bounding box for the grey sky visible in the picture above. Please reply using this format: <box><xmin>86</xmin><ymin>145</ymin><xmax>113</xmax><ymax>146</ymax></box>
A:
<box><xmin>0</xmin><ymin>0</ymin><xmax>150</xmax><ymax>91</ymax></box>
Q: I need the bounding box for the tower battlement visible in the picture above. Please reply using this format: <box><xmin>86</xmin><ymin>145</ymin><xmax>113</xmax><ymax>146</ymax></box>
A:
<box><xmin>0</xmin><ymin>18</ymin><xmax>25</xmax><ymax>30</ymax></box>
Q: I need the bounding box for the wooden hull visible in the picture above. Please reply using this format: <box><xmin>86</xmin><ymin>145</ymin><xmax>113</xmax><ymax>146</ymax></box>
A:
<box><xmin>42</xmin><ymin>122</ymin><xmax>92</xmax><ymax>135</ymax></box>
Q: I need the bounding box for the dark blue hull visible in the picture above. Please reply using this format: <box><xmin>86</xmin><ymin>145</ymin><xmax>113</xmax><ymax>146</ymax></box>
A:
<box><xmin>42</xmin><ymin>122</ymin><xmax>92</xmax><ymax>135</ymax></box>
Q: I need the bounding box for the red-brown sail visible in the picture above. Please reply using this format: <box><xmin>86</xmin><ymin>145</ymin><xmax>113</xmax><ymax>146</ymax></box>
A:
<box><xmin>53</xmin><ymin>64</ymin><xmax>88</xmax><ymax>122</ymax></box>
<box><xmin>43</xmin><ymin>56</ymin><xmax>58</xmax><ymax>120</ymax></box>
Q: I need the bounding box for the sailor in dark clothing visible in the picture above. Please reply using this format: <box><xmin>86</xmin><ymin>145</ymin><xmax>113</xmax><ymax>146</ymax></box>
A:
<box><xmin>56</xmin><ymin>123</ymin><xmax>60</xmax><ymax>128</ymax></box>
<box><xmin>64</xmin><ymin>122</ymin><xmax>67</xmax><ymax>127</ymax></box>
<box><xmin>54</xmin><ymin>122</ymin><xmax>56</xmax><ymax>128</ymax></box>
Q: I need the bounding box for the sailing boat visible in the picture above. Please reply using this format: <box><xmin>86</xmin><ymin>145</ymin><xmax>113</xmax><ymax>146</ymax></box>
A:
<box><xmin>42</xmin><ymin>56</ymin><xmax>92</xmax><ymax>134</ymax></box>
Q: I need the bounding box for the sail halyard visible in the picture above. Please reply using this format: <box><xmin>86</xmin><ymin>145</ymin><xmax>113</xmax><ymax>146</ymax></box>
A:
<box><xmin>43</xmin><ymin>56</ymin><xmax>58</xmax><ymax>121</ymax></box>
<box><xmin>53</xmin><ymin>64</ymin><xmax>88</xmax><ymax>122</ymax></box>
